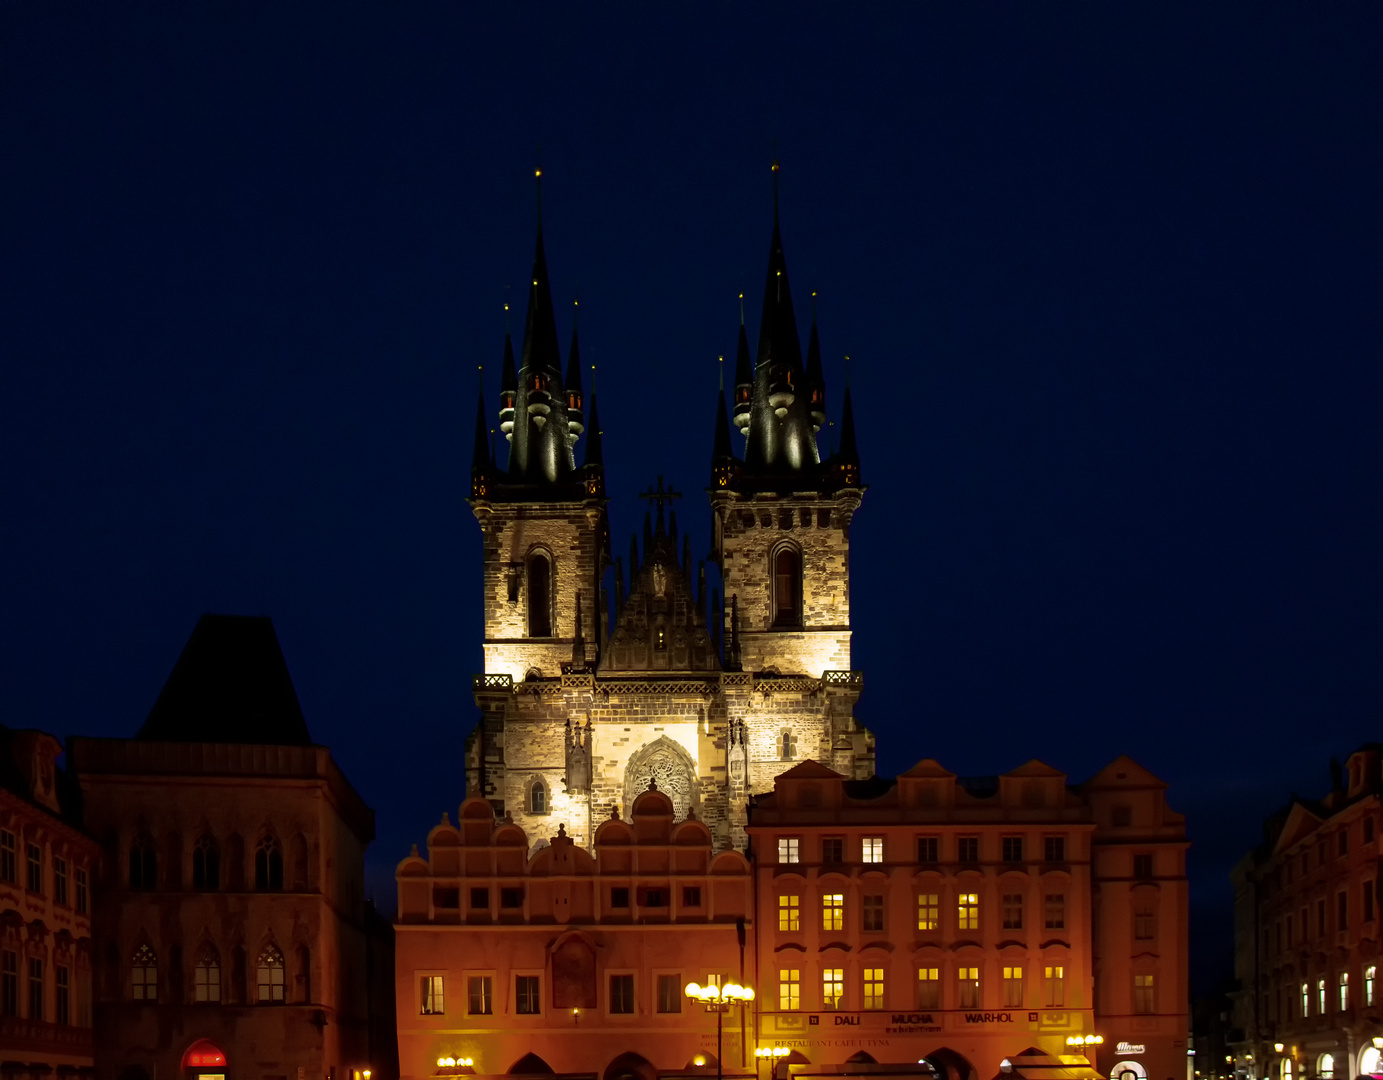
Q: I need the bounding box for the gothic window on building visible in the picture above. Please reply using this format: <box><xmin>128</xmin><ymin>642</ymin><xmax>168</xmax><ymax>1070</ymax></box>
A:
<box><xmin>1045</xmin><ymin>893</ymin><xmax>1066</xmax><ymax>930</ymax></box>
<box><xmin>608</xmin><ymin>973</ymin><xmax>634</xmax><ymax>1014</ymax></box>
<box><xmin>1134</xmin><ymin>973</ymin><xmax>1155</xmax><ymax>1014</ymax></box>
<box><xmin>917</xmin><ymin>893</ymin><xmax>938</xmax><ymax>931</ymax></box>
<box><xmin>26</xmin><ymin>843</ymin><xmax>42</xmax><ymax>894</ymax></box>
<box><xmin>420</xmin><ymin>974</ymin><xmax>444</xmax><ymax>1014</ymax></box>
<box><xmin>518</xmin><ymin>974</ymin><xmax>542</xmax><ymax>1015</ymax></box>
<box><xmin>958</xmin><ymin>966</ymin><xmax>980</xmax><ymax>1009</ymax></box>
<box><xmin>1002</xmin><ymin>965</ymin><xmax>1025</xmax><ymax>1007</ymax></box>
<box><xmin>917</xmin><ymin>837</ymin><xmax>939</xmax><ymax>864</ymax></box>
<box><xmin>529</xmin><ymin>779</ymin><xmax>549</xmax><ymax>814</ymax></box>
<box><xmin>822</xmin><ymin>893</ymin><xmax>844</xmax><ymax>932</ymax></box>
<box><xmin>129</xmin><ymin>832</ymin><xmax>157</xmax><ymax>890</ymax></box>
<box><xmin>1002</xmin><ymin>836</ymin><xmax>1024</xmax><ymax>863</ymax></box>
<box><xmin>256</xmin><ymin>946</ymin><xmax>285</xmax><ymax>1004</ymax></box>
<box><xmin>1044</xmin><ymin>965</ymin><xmax>1065</xmax><ymax>1007</ymax></box>
<box><xmin>958</xmin><ymin>892</ymin><xmax>979</xmax><ymax>931</ymax></box>
<box><xmin>822</xmin><ymin>968</ymin><xmax>844</xmax><ymax>1010</ymax></box>
<box><xmin>254</xmin><ymin>835</ymin><xmax>283</xmax><ymax>890</ymax></box>
<box><xmin>771</xmin><ymin>545</ymin><xmax>803</xmax><ymax>628</ymax></box>
<box><xmin>779</xmin><ymin>968</ymin><xmax>800</xmax><ymax>1010</ymax></box>
<box><xmin>1002</xmin><ymin>893</ymin><xmax>1024</xmax><ymax>930</ymax></box>
<box><xmin>0</xmin><ymin>831</ymin><xmax>14</xmax><ymax>884</ymax></box>
<box><xmin>778</xmin><ymin>894</ymin><xmax>800</xmax><ymax>931</ymax></box>
<box><xmin>131</xmin><ymin>944</ymin><xmax>157</xmax><ymax>1001</ymax></box>
<box><xmin>862</xmin><ymin>837</ymin><xmax>884</xmax><ymax>863</ymax></box>
<box><xmin>917</xmin><ymin>966</ymin><xmax>940</xmax><ymax>1009</ymax></box>
<box><xmin>193</xmin><ymin>834</ymin><xmax>220</xmax><ymax>891</ymax></box>
<box><xmin>55</xmin><ymin>964</ymin><xmax>69</xmax><ymax>1025</ymax></box>
<box><xmin>1044</xmin><ymin>835</ymin><xmax>1066</xmax><ymax>862</ymax></box>
<box><xmin>780</xmin><ymin>731</ymin><xmax>797</xmax><ymax>761</ymax></box>
<box><xmin>863</xmin><ymin>967</ymin><xmax>884</xmax><ymax>1010</ymax></box>
<box><xmin>957</xmin><ymin>836</ymin><xmax>980</xmax><ymax>863</ymax></box>
<box><xmin>821</xmin><ymin>837</ymin><xmax>844</xmax><ymax>864</ymax></box>
<box><xmin>1339</xmin><ymin>829</ymin><xmax>1348</xmax><ymax>856</ymax></box>
<box><xmin>777</xmin><ymin>837</ymin><xmax>800</xmax><ymax>864</ymax></box>
<box><xmin>527</xmin><ymin>553</ymin><xmax>552</xmax><ymax>637</ymax></box>
<box><xmin>862</xmin><ymin>895</ymin><xmax>884</xmax><ymax>932</ymax></box>
<box><xmin>468</xmin><ymin>974</ymin><xmax>493</xmax><ymax>1015</ymax></box>
<box><xmin>0</xmin><ymin>950</ymin><xmax>15</xmax><ymax>1016</ymax></box>
<box><xmin>194</xmin><ymin>946</ymin><xmax>221</xmax><ymax>1003</ymax></box>
<box><xmin>54</xmin><ymin>857</ymin><xmax>67</xmax><ymax>906</ymax></box>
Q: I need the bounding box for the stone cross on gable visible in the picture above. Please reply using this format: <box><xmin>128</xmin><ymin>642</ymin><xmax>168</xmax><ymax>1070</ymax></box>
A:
<box><xmin>637</xmin><ymin>476</ymin><xmax>682</xmax><ymax>515</ymax></box>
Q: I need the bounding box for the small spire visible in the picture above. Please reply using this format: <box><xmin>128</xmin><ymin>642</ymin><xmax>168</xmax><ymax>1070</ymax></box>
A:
<box><xmin>583</xmin><ymin>391</ymin><xmax>603</xmax><ymax>467</ymax></box>
<box><xmin>535</xmin><ymin>166</ymin><xmax>543</xmax><ymax>228</ymax></box>
<box><xmin>739</xmin><ymin>291</ymin><xmax>745</xmax><ymax>326</ymax></box>
<box><xmin>771</xmin><ymin>158</ymin><xmax>780</xmax><ymax>222</ymax></box>
<box><xmin>718</xmin><ymin>355</ymin><xmax>724</xmax><ymax>391</ymax></box>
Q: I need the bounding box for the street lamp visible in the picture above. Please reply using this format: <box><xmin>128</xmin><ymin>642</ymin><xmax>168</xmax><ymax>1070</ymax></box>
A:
<box><xmin>686</xmin><ymin>982</ymin><xmax>756</xmax><ymax>1080</ymax></box>
<box><xmin>756</xmin><ymin>1046</ymin><xmax>790</xmax><ymax>1080</ymax></box>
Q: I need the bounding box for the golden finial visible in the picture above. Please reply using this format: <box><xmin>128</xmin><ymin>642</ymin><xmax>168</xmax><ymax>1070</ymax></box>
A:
<box><xmin>718</xmin><ymin>355</ymin><xmax>724</xmax><ymax>391</ymax></box>
<box><xmin>739</xmin><ymin>292</ymin><xmax>745</xmax><ymax>325</ymax></box>
<box><xmin>771</xmin><ymin>160</ymin><xmax>780</xmax><ymax>173</ymax></box>
<box><xmin>535</xmin><ymin>167</ymin><xmax>542</xmax><ymax>179</ymax></box>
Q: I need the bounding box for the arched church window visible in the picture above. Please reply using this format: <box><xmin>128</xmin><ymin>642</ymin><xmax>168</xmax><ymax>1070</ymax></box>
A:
<box><xmin>130</xmin><ymin>943</ymin><xmax>157</xmax><ymax>1001</ymax></box>
<box><xmin>254</xmin><ymin>835</ymin><xmax>283</xmax><ymax>891</ymax></box>
<box><xmin>192</xmin><ymin>834</ymin><xmax>220</xmax><ymax>891</ymax></box>
<box><xmin>256</xmin><ymin>945</ymin><xmax>285</xmax><ymax>1004</ymax></box>
<box><xmin>772</xmin><ymin>545</ymin><xmax>802</xmax><ymax>627</ymax></box>
<box><xmin>530</xmin><ymin>779</ymin><xmax>548</xmax><ymax>815</ymax></box>
<box><xmin>129</xmin><ymin>832</ymin><xmax>157</xmax><ymax>890</ymax></box>
<box><xmin>528</xmin><ymin>553</ymin><xmax>552</xmax><ymax>637</ymax></box>
<box><xmin>781</xmin><ymin>731</ymin><xmax>797</xmax><ymax>761</ymax></box>
<box><xmin>194</xmin><ymin>944</ymin><xmax>221</xmax><ymax>1003</ymax></box>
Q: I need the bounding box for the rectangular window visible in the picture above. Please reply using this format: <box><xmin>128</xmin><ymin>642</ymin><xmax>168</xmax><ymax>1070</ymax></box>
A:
<box><xmin>1301</xmin><ymin>981</ymin><xmax>1310</xmax><ymax>1017</ymax></box>
<box><xmin>1339</xmin><ymin>891</ymin><xmax>1348</xmax><ymax>930</ymax></box>
<box><xmin>1317</xmin><ymin>978</ymin><xmax>1326</xmax><ymax>1015</ymax></box>
<box><xmin>862</xmin><ymin>837</ymin><xmax>884</xmax><ymax>864</ymax></box>
<box><xmin>1366</xmin><ymin>881</ymin><xmax>1375</xmax><ymax>923</ymax></box>
<box><xmin>28</xmin><ymin>958</ymin><xmax>42</xmax><ymax>1021</ymax></box>
<box><xmin>778</xmin><ymin>837</ymin><xmax>800</xmax><ymax>864</ymax></box>
<box><xmin>609</xmin><ymin>973</ymin><xmax>634</xmax><ymax>1014</ymax></box>
<box><xmin>863</xmin><ymin>967</ymin><xmax>884</xmax><ymax>1010</ymax></box>
<box><xmin>1339</xmin><ymin>972</ymin><xmax>1349</xmax><ymax>1011</ymax></box>
<box><xmin>917</xmin><ymin>836</ymin><xmax>939</xmax><ymax>864</ymax></box>
<box><xmin>1134</xmin><ymin>973</ymin><xmax>1155</xmax><ymax>1014</ymax></box>
<box><xmin>421</xmin><ymin>975</ymin><xmax>445</xmax><ymax>1015</ymax></box>
<box><xmin>1044</xmin><ymin>893</ymin><xmax>1066</xmax><ymax>930</ymax></box>
<box><xmin>779</xmin><ymin>968</ymin><xmax>800</xmax><ymax>1010</ymax></box>
<box><xmin>1134</xmin><ymin>903</ymin><xmax>1155</xmax><ymax>940</ymax></box>
<box><xmin>1003</xmin><ymin>965</ymin><xmax>1025</xmax><ymax>1007</ymax></box>
<box><xmin>1002</xmin><ymin>836</ymin><xmax>1024</xmax><ymax>863</ymax></box>
<box><xmin>0</xmin><ymin>951</ymin><xmax>15</xmax><ymax>1017</ymax></box>
<box><xmin>1002</xmin><ymin>893</ymin><xmax>1024</xmax><ymax>930</ymax></box>
<box><xmin>54</xmin><ymin>858</ymin><xmax>68</xmax><ymax>906</ymax></box>
<box><xmin>863</xmin><ymin>895</ymin><xmax>884</xmax><ymax>932</ymax></box>
<box><xmin>500</xmin><ymin>887</ymin><xmax>523</xmax><ymax>909</ymax></box>
<box><xmin>958</xmin><ymin>966</ymin><xmax>980</xmax><ymax>1009</ymax></box>
<box><xmin>55</xmin><ymin>965</ymin><xmax>69</xmax><ymax>1025</ymax></box>
<box><xmin>1044</xmin><ymin>836</ymin><xmax>1066</xmax><ymax>863</ymax></box>
<box><xmin>957</xmin><ymin>836</ymin><xmax>979</xmax><ymax>863</ymax></box>
<box><xmin>25</xmin><ymin>844</ymin><xmax>41</xmax><ymax>894</ymax></box>
<box><xmin>194</xmin><ymin>960</ymin><xmax>220</xmax><ymax>1003</ymax></box>
<box><xmin>642</xmin><ymin>888</ymin><xmax>666</xmax><ymax>907</ymax></box>
<box><xmin>778</xmin><ymin>894</ymin><xmax>800</xmax><ymax>931</ymax></box>
<box><xmin>468</xmin><ymin>975</ymin><xmax>492</xmax><ymax>1015</ymax></box>
<box><xmin>917</xmin><ymin>893</ymin><xmax>939</xmax><ymax>931</ymax></box>
<box><xmin>821</xmin><ymin>838</ymin><xmax>844</xmax><ymax>864</ymax></box>
<box><xmin>469</xmin><ymin>886</ymin><xmax>490</xmax><ymax>909</ymax></box>
<box><xmin>75</xmin><ymin>867</ymin><xmax>88</xmax><ymax>914</ymax></box>
<box><xmin>682</xmin><ymin>886</ymin><xmax>701</xmax><ymax>908</ymax></box>
<box><xmin>1044</xmin><ymin>965</ymin><xmax>1065</xmax><ymax>1007</ymax></box>
<box><xmin>917</xmin><ymin>966</ymin><xmax>940</xmax><ymax>1009</ymax></box>
<box><xmin>518</xmin><ymin>974</ymin><xmax>542</xmax><ymax>1014</ymax></box>
<box><xmin>822</xmin><ymin>968</ymin><xmax>843</xmax><ymax>1010</ymax></box>
<box><xmin>0</xmin><ymin>831</ymin><xmax>15</xmax><ymax>884</ymax></box>
<box><xmin>822</xmin><ymin>893</ymin><xmax>844</xmax><ymax>932</ymax></box>
<box><xmin>1367</xmin><ymin>965</ymin><xmax>1376</xmax><ymax>1007</ymax></box>
<box><xmin>655</xmin><ymin>974</ymin><xmax>680</xmax><ymax>1014</ymax></box>
<box><xmin>1133</xmin><ymin>853</ymin><xmax>1154</xmax><ymax>879</ymax></box>
<box><xmin>957</xmin><ymin>892</ymin><xmax>979</xmax><ymax>931</ymax></box>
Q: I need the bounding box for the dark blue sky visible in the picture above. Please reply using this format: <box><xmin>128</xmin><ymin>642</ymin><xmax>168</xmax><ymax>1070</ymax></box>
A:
<box><xmin>3</xmin><ymin>4</ymin><xmax>1380</xmax><ymax>993</ymax></box>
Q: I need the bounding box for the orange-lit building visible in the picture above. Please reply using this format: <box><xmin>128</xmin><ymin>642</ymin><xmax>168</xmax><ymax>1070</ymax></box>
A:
<box><xmin>1229</xmin><ymin>744</ymin><xmax>1383</xmax><ymax>1080</ymax></box>
<box><xmin>0</xmin><ymin>724</ymin><xmax>100</xmax><ymax>1076</ymax></box>
<box><xmin>395</xmin><ymin>786</ymin><xmax>753</xmax><ymax>1080</ymax></box>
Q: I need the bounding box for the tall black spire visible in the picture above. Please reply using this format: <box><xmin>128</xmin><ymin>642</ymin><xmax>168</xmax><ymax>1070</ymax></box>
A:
<box><xmin>584</xmin><ymin>390</ymin><xmax>603</xmax><ymax>468</ymax></box>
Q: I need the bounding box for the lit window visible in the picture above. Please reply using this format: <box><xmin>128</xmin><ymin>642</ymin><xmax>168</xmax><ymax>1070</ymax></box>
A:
<box><xmin>609</xmin><ymin>973</ymin><xmax>634</xmax><ymax>1014</ymax></box>
<box><xmin>1320</xmin><ymin>1055</ymin><xmax>1335</xmax><ymax>1080</ymax></box>
<box><xmin>863</xmin><ymin>895</ymin><xmax>884</xmax><ymax>932</ymax></box>
<box><xmin>1134</xmin><ymin>973</ymin><xmax>1155</xmax><ymax>1014</ymax></box>
<box><xmin>1301</xmin><ymin>981</ymin><xmax>1310</xmax><ymax>1016</ymax></box>
<box><xmin>257</xmin><ymin>946</ymin><xmax>285</xmax><ymax>1004</ymax></box>
<box><xmin>1003</xmin><ymin>965</ymin><xmax>1025</xmax><ymax>1007</ymax></box>
<box><xmin>917</xmin><ymin>967</ymin><xmax>940</xmax><ymax>1009</ymax></box>
<box><xmin>958</xmin><ymin>966</ymin><xmax>980</xmax><ymax>1009</ymax></box>
<box><xmin>778</xmin><ymin>894</ymin><xmax>800</xmax><ymax>931</ymax></box>
<box><xmin>822</xmin><ymin>968</ymin><xmax>843</xmax><ymax>1010</ymax></box>
<box><xmin>957</xmin><ymin>836</ymin><xmax>980</xmax><ymax>862</ymax></box>
<box><xmin>917</xmin><ymin>893</ymin><xmax>939</xmax><ymax>931</ymax></box>
<box><xmin>1044</xmin><ymin>965</ymin><xmax>1065</xmax><ymax>1007</ymax></box>
<box><xmin>863</xmin><ymin>967</ymin><xmax>884</xmax><ymax>1010</ymax></box>
<box><xmin>1338</xmin><ymin>972</ymin><xmax>1349</xmax><ymax>1011</ymax></box>
<box><xmin>468</xmin><ymin>974</ymin><xmax>493</xmax><ymax>1015</ymax></box>
<box><xmin>862</xmin><ymin>837</ymin><xmax>884</xmax><ymax>864</ymax></box>
<box><xmin>958</xmin><ymin>892</ymin><xmax>979</xmax><ymax>931</ymax></box>
<box><xmin>1002</xmin><ymin>836</ymin><xmax>1024</xmax><ymax>863</ymax></box>
<box><xmin>421</xmin><ymin>975</ymin><xmax>444</xmax><ymax>1015</ymax></box>
<box><xmin>779</xmin><ymin>968</ymin><xmax>800</xmax><ymax>1010</ymax></box>
<box><xmin>195</xmin><ymin>949</ymin><xmax>221</xmax><ymax>1003</ymax></box>
<box><xmin>1002</xmin><ymin>893</ymin><xmax>1023</xmax><ymax>930</ymax></box>
<box><xmin>519</xmin><ymin>974</ymin><xmax>542</xmax><ymax>1015</ymax></box>
<box><xmin>1366</xmin><ymin>965</ymin><xmax>1376</xmax><ymax>1006</ymax></box>
<box><xmin>131</xmin><ymin>944</ymin><xmax>158</xmax><ymax>1001</ymax></box>
<box><xmin>822</xmin><ymin>894</ymin><xmax>844</xmax><ymax>932</ymax></box>
<box><xmin>778</xmin><ymin>837</ymin><xmax>800</xmax><ymax>864</ymax></box>
<box><xmin>1317</xmin><ymin>977</ymin><xmax>1326</xmax><ymax>1015</ymax></box>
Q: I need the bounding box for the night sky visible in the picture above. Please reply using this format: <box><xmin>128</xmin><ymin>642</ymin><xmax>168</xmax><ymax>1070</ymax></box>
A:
<box><xmin>4</xmin><ymin>4</ymin><xmax>1381</xmax><ymax>995</ymax></box>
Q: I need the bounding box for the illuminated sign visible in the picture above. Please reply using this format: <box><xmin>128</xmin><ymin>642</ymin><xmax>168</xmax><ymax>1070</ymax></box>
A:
<box><xmin>182</xmin><ymin>1040</ymin><xmax>227</xmax><ymax>1069</ymax></box>
<box><xmin>1117</xmin><ymin>1043</ymin><xmax>1147</xmax><ymax>1057</ymax></box>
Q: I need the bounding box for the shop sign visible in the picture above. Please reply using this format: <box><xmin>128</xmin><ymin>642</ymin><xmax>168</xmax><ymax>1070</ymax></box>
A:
<box><xmin>1117</xmin><ymin>1043</ymin><xmax>1147</xmax><ymax>1057</ymax></box>
<box><xmin>887</xmin><ymin>1013</ymin><xmax>942</xmax><ymax>1035</ymax></box>
<box><xmin>963</xmin><ymin>1012</ymin><xmax>1017</xmax><ymax>1024</ymax></box>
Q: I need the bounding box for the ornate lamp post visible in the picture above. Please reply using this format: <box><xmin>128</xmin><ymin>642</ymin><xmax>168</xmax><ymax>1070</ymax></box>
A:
<box><xmin>686</xmin><ymin>981</ymin><xmax>755</xmax><ymax>1080</ymax></box>
<box><xmin>755</xmin><ymin>1046</ymin><xmax>789</xmax><ymax>1080</ymax></box>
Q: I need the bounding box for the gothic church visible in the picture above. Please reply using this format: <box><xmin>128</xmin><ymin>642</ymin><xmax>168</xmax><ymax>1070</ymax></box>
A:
<box><xmin>463</xmin><ymin>171</ymin><xmax>873</xmax><ymax>850</ymax></box>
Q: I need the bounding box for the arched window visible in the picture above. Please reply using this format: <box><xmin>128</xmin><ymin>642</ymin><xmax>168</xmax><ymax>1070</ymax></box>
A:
<box><xmin>129</xmin><ymin>833</ymin><xmax>157</xmax><ymax>891</ymax></box>
<box><xmin>130</xmin><ymin>943</ymin><xmax>157</xmax><ymax>1001</ymax></box>
<box><xmin>1318</xmin><ymin>1055</ymin><xmax>1334</xmax><ymax>1080</ymax></box>
<box><xmin>194</xmin><ymin>945</ymin><xmax>221</xmax><ymax>1003</ymax></box>
<box><xmin>256</xmin><ymin>945</ymin><xmax>285</xmax><ymax>1004</ymax></box>
<box><xmin>192</xmin><ymin>834</ymin><xmax>220</xmax><ymax>891</ymax></box>
<box><xmin>771</xmin><ymin>546</ymin><xmax>802</xmax><ymax>627</ymax></box>
<box><xmin>529</xmin><ymin>780</ymin><xmax>548</xmax><ymax>814</ymax></box>
<box><xmin>527</xmin><ymin>553</ymin><xmax>552</xmax><ymax>637</ymax></box>
<box><xmin>781</xmin><ymin>731</ymin><xmax>797</xmax><ymax>761</ymax></box>
<box><xmin>254</xmin><ymin>835</ymin><xmax>283</xmax><ymax>891</ymax></box>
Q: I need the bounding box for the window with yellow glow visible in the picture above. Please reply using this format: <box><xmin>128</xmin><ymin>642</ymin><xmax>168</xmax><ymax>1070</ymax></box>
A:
<box><xmin>958</xmin><ymin>893</ymin><xmax>979</xmax><ymax>931</ymax></box>
<box><xmin>958</xmin><ymin>966</ymin><xmax>979</xmax><ymax>1009</ymax></box>
<box><xmin>779</xmin><ymin>968</ymin><xmax>800</xmax><ymax>1010</ymax></box>
<box><xmin>1002</xmin><ymin>965</ymin><xmax>1024</xmax><ymax>1007</ymax></box>
<box><xmin>917</xmin><ymin>893</ymin><xmax>939</xmax><ymax>931</ymax></box>
<box><xmin>822</xmin><ymin>968</ymin><xmax>843</xmax><ymax>1010</ymax></box>
<box><xmin>863</xmin><ymin>967</ymin><xmax>884</xmax><ymax>1010</ymax></box>
<box><xmin>1044</xmin><ymin>965</ymin><xmax>1065</xmax><ymax>1007</ymax></box>
<box><xmin>917</xmin><ymin>967</ymin><xmax>940</xmax><ymax>1009</ymax></box>
<box><xmin>1134</xmin><ymin>973</ymin><xmax>1155</xmax><ymax>1014</ymax></box>
<box><xmin>778</xmin><ymin>837</ymin><xmax>800</xmax><ymax>864</ymax></box>
<box><xmin>862</xmin><ymin>837</ymin><xmax>883</xmax><ymax>863</ymax></box>
<box><xmin>1338</xmin><ymin>972</ymin><xmax>1349</xmax><ymax>1011</ymax></box>
<box><xmin>1366</xmin><ymin>965</ymin><xmax>1376</xmax><ymax>1006</ymax></box>
<box><xmin>778</xmin><ymin>895</ymin><xmax>800</xmax><ymax>932</ymax></box>
<box><xmin>822</xmin><ymin>893</ymin><xmax>844</xmax><ymax>932</ymax></box>
<box><xmin>1301</xmin><ymin>981</ymin><xmax>1310</xmax><ymax>1016</ymax></box>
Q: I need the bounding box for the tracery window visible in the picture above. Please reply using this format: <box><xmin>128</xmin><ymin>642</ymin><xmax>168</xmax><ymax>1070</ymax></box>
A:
<box><xmin>529</xmin><ymin>779</ymin><xmax>548</xmax><ymax>814</ymax></box>
<box><xmin>129</xmin><ymin>832</ymin><xmax>157</xmax><ymax>890</ymax></box>
<box><xmin>254</xmin><ymin>835</ymin><xmax>283</xmax><ymax>890</ymax></box>
<box><xmin>256</xmin><ymin>946</ymin><xmax>285</xmax><ymax>1004</ymax></box>
<box><xmin>194</xmin><ymin>946</ymin><xmax>221</xmax><ymax>1003</ymax></box>
<box><xmin>193</xmin><ymin>834</ymin><xmax>220</xmax><ymax>891</ymax></box>
<box><xmin>131</xmin><ymin>944</ymin><xmax>157</xmax><ymax>1001</ymax></box>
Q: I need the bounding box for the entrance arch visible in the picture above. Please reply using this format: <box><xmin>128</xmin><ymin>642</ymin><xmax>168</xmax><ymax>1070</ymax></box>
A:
<box><xmin>509</xmin><ymin>1054</ymin><xmax>555</xmax><ymax>1076</ymax></box>
<box><xmin>1359</xmin><ymin>1046</ymin><xmax>1381</xmax><ymax>1077</ymax></box>
<box><xmin>1110</xmin><ymin>1062</ymin><xmax>1147</xmax><ymax>1080</ymax></box>
<box><xmin>604</xmin><ymin>1053</ymin><xmax>657</xmax><ymax>1080</ymax></box>
<box><xmin>924</xmin><ymin>1048</ymin><xmax>978</xmax><ymax>1080</ymax></box>
<box><xmin>623</xmin><ymin>737</ymin><xmax>697</xmax><ymax>820</ymax></box>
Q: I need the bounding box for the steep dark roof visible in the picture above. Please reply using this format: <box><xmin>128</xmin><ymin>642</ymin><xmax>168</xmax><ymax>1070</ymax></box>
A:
<box><xmin>138</xmin><ymin>615</ymin><xmax>313</xmax><ymax>745</ymax></box>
